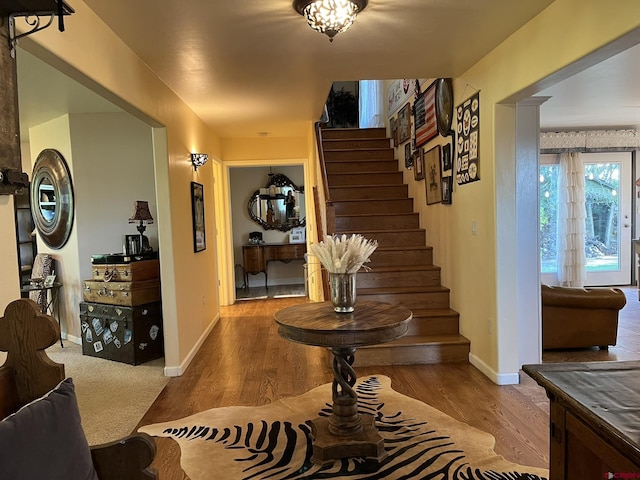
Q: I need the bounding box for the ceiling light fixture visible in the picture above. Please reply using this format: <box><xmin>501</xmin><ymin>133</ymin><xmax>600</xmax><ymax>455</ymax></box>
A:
<box><xmin>293</xmin><ymin>0</ymin><xmax>368</xmax><ymax>42</ymax></box>
<box><xmin>191</xmin><ymin>153</ymin><xmax>208</xmax><ymax>171</ymax></box>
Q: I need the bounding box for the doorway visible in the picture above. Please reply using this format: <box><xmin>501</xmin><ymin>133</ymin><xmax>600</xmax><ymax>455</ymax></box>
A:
<box><xmin>540</xmin><ymin>151</ymin><xmax>633</xmax><ymax>286</ymax></box>
<box><xmin>227</xmin><ymin>165</ymin><xmax>308</xmax><ymax>302</ymax></box>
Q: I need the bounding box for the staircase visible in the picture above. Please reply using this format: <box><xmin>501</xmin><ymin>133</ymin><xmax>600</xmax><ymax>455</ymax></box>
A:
<box><xmin>321</xmin><ymin>127</ymin><xmax>469</xmax><ymax>366</ymax></box>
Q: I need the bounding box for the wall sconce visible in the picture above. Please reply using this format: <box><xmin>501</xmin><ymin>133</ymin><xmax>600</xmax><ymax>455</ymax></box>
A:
<box><xmin>191</xmin><ymin>153</ymin><xmax>209</xmax><ymax>171</ymax></box>
<box><xmin>293</xmin><ymin>0</ymin><xmax>368</xmax><ymax>42</ymax></box>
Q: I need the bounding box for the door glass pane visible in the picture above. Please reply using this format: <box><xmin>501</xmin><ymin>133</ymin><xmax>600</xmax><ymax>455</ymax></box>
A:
<box><xmin>584</xmin><ymin>162</ymin><xmax>620</xmax><ymax>272</ymax></box>
<box><xmin>540</xmin><ymin>161</ymin><xmax>624</xmax><ymax>276</ymax></box>
<box><xmin>539</xmin><ymin>164</ymin><xmax>558</xmax><ymax>274</ymax></box>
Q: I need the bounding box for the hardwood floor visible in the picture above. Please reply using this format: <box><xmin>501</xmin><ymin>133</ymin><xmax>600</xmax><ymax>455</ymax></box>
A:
<box><xmin>138</xmin><ymin>286</ymin><xmax>640</xmax><ymax>479</ymax></box>
<box><xmin>235</xmin><ymin>283</ymin><xmax>306</xmax><ymax>301</ymax></box>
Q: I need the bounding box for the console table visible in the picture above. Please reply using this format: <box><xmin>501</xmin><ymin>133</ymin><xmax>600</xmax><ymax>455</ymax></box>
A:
<box><xmin>243</xmin><ymin>243</ymin><xmax>306</xmax><ymax>289</ymax></box>
<box><xmin>20</xmin><ymin>282</ymin><xmax>63</xmax><ymax>347</ymax></box>
<box><xmin>275</xmin><ymin>300</ymin><xmax>412</xmax><ymax>465</ymax></box>
<box><xmin>523</xmin><ymin>361</ymin><xmax>640</xmax><ymax>479</ymax></box>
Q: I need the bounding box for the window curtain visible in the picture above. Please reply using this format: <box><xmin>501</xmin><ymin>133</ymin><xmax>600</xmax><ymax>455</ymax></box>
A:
<box><xmin>556</xmin><ymin>152</ymin><xmax>587</xmax><ymax>287</ymax></box>
<box><xmin>358</xmin><ymin>80</ymin><xmax>384</xmax><ymax>128</ymax></box>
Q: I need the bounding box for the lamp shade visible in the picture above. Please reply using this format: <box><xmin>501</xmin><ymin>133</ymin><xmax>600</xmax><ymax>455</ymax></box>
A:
<box><xmin>191</xmin><ymin>153</ymin><xmax>209</xmax><ymax>170</ymax></box>
<box><xmin>128</xmin><ymin>200</ymin><xmax>154</xmax><ymax>224</ymax></box>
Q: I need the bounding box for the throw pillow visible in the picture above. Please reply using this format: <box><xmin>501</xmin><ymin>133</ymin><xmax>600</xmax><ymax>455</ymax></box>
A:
<box><xmin>0</xmin><ymin>377</ymin><xmax>99</xmax><ymax>480</ymax></box>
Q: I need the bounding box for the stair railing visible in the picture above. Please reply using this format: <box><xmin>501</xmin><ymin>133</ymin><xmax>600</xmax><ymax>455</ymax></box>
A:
<box><xmin>313</xmin><ymin>121</ymin><xmax>334</xmax><ymax>300</ymax></box>
<box><xmin>314</xmin><ymin>121</ymin><xmax>335</xmax><ymax>235</ymax></box>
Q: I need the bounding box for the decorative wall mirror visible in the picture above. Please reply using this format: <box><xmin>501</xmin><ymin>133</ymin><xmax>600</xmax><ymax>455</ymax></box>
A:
<box><xmin>30</xmin><ymin>149</ymin><xmax>75</xmax><ymax>249</ymax></box>
<box><xmin>247</xmin><ymin>172</ymin><xmax>305</xmax><ymax>232</ymax></box>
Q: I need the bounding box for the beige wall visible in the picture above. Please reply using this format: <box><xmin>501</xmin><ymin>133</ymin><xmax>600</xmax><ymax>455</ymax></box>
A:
<box><xmin>0</xmin><ymin>195</ymin><xmax>20</xmax><ymax>311</ymax></box>
<box><xmin>28</xmin><ymin>116</ymin><xmax>80</xmax><ymax>342</ymax></box>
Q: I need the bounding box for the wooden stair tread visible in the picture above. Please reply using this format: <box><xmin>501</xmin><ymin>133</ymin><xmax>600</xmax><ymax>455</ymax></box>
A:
<box><xmin>358</xmin><ymin>285</ymin><xmax>449</xmax><ymax>295</ymax></box>
<box><xmin>363</xmin><ymin>265</ymin><xmax>440</xmax><ymax>272</ymax></box>
<box><xmin>374</xmin><ymin>245</ymin><xmax>433</xmax><ymax>251</ymax></box>
<box><xmin>337</xmin><ymin>228</ymin><xmax>425</xmax><ymax>234</ymax></box>
<box><xmin>410</xmin><ymin>308</ymin><xmax>459</xmax><ymax>318</ymax></box>
<box><xmin>322</xmin><ymin>147</ymin><xmax>393</xmax><ymax>152</ymax></box>
<box><xmin>360</xmin><ymin>334</ymin><xmax>470</xmax><ymax>348</ymax></box>
<box><xmin>330</xmin><ymin>184</ymin><xmax>406</xmax><ymax>189</ymax></box>
<box><xmin>329</xmin><ymin>171</ymin><xmax>400</xmax><ymax>175</ymax></box>
<box><xmin>331</xmin><ymin>198</ymin><xmax>412</xmax><ymax>203</ymax></box>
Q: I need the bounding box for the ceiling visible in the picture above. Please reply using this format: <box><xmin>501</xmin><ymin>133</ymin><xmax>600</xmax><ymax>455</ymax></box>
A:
<box><xmin>15</xmin><ymin>0</ymin><xmax>640</xmax><ymax>141</ymax></box>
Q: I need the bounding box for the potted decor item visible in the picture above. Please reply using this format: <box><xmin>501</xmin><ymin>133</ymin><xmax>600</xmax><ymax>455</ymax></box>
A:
<box><xmin>310</xmin><ymin>234</ymin><xmax>377</xmax><ymax>313</ymax></box>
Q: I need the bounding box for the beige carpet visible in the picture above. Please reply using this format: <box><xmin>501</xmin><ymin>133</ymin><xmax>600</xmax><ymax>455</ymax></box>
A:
<box><xmin>1</xmin><ymin>342</ymin><xmax>168</xmax><ymax>446</ymax></box>
<box><xmin>140</xmin><ymin>375</ymin><xmax>548</xmax><ymax>480</ymax></box>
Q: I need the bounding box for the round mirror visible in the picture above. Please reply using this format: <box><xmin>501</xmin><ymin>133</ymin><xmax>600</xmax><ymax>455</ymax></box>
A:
<box><xmin>247</xmin><ymin>173</ymin><xmax>305</xmax><ymax>232</ymax></box>
<box><xmin>30</xmin><ymin>149</ymin><xmax>75</xmax><ymax>249</ymax></box>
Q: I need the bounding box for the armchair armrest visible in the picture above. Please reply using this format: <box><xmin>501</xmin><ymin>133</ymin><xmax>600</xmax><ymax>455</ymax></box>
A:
<box><xmin>90</xmin><ymin>432</ymin><xmax>157</xmax><ymax>480</ymax></box>
<box><xmin>541</xmin><ymin>285</ymin><xmax>627</xmax><ymax>310</ymax></box>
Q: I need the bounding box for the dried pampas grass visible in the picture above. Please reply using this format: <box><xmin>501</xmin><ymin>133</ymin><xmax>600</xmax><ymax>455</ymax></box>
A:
<box><xmin>309</xmin><ymin>234</ymin><xmax>377</xmax><ymax>274</ymax></box>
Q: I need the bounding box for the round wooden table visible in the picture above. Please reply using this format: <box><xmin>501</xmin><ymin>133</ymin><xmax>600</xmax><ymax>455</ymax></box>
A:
<box><xmin>274</xmin><ymin>300</ymin><xmax>412</xmax><ymax>466</ymax></box>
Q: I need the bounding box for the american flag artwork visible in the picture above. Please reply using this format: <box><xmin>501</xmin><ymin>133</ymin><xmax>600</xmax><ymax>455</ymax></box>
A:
<box><xmin>414</xmin><ymin>81</ymin><xmax>438</xmax><ymax>148</ymax></box>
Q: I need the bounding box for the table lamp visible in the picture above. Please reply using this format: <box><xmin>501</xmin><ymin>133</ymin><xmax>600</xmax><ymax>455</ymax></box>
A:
<box><xmin>128</xmin><ymin>200</ymin><xmax>154</xmax><ymax>253</ymax></box>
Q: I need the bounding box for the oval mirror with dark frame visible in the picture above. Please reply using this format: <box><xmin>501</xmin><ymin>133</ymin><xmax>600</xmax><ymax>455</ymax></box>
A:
<box><xmin>247</xmin><ymin>173</ymin><xmax>305</xmax><ymax>232</ymax></box>
<box><xmin>30</xmin><ymin>149</ymin><xmax>75</xmax><ymax>249</ymax></box>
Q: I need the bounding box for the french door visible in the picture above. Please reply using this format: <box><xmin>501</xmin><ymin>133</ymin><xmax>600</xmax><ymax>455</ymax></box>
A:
<box><xmin>540</xmin><ymin>151</ymin><xmax>632</xmax><ymax>286</ymax></box>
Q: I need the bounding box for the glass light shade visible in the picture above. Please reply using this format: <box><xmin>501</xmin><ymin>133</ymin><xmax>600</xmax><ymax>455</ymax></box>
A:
<box><xmin>191</xmin><ymin>153</ymin><xmax>209</xmax><ymax>170</ymax></box>
<box><xmin>302</xmin><ymin>0</ymin><xmax>361</xmax><ymax>40</ymax></box>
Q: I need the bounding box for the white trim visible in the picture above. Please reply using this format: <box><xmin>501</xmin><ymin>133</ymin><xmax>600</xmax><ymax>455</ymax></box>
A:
<box><xmin>220</xmin><ymin>159</ymin><xmax>308</xmax><ymax>306</ymax></box>
<box><xmin>64</xmin><ymin>333</ymin><xmax>81</xmax><ymax>345</ymax></box>
<box><xmin>469</xmin><ymin>353</ymin><xmax>520</xmax><ymax>385</ymax></box>
<box><xmin>163</xmin><ymin>313</ymin><xmax>220</xmax><ymax>377</ymax></box>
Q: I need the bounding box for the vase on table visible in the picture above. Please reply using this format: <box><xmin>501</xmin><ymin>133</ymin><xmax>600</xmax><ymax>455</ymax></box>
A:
<box><xmin>329</xmin><ymin>272</ymin><xmax>357</xmax><ymax>313</ymax></box>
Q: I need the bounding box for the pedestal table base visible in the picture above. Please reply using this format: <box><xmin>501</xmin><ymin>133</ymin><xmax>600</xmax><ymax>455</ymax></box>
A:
<box><xmin>309</xmin><ymin>346</ymin><xmax>387</xmax><ymax>466</ymax></box>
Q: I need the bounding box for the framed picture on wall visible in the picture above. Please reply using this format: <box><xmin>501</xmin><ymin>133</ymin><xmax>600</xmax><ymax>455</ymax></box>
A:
<box><xmin>390</xmin><ymin>116</ymin><xmax>398</xmax><ymax>146</ymax></box>
<box><xmin>404</xmin><ymin>142</ymin><xmax>413</xmax><ymax>169</ymax></box>
<box><xmin>424</xmin><ymin>145</ymin><xmax>442</xmax><ymax>205</ymax></box>
<box><xmin>442</xmin><ymin>175</ymin><xmax>453</xmax><ymax>204</ymax></box>
<box><xmin>191</xmin><ymin>181</ymin><xmax>206</xmax><ymax>252</ymax></box>
<box><xmin>414</xmin><ymin>148</ymin><xmax>424</xmax><ymax>181</ymax></box>
<box><xmin>397</xmin><ymin>102</ymin><xmax>411</xmax><ymax>144</ymax></box>
<box><xmin>442</xmin><ymin>142</ymin><xmax>453</xmax><ymax>174</ymax></box>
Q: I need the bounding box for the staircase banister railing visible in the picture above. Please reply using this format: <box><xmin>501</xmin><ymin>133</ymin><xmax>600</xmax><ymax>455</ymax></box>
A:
<box><xmin>314</xmin><ymin>121</ymin><xmax>336</xmax><ymax>235</ymax></box>
<box><xmin>315</xmin><ymin>121</ymin><xmax>330</xmax><ymax>204</ymax></box>
<box><xmin>313</xmin><ymin>122</ymin><xmax>334</xmax><ymax>300</ymax></box>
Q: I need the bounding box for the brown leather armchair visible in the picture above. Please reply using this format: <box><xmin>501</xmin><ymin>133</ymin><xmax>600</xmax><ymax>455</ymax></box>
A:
<box><xmin>542</xmin><ymin>284</ymin><xmax>627</xmax><ymax>349</ymax></box>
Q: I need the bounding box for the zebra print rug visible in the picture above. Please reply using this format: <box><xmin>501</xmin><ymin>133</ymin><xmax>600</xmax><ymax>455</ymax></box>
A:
<box><xmin>139</xmin><ymin>375</ymin><xmax>548</xmax><ymax>480</ymax></box>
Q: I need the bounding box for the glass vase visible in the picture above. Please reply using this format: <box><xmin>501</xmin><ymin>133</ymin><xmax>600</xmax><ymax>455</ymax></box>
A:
<box><xmin>330</xmin><ymin>272</ymin><xmax>357</xmax><ymax>313</ymax></box>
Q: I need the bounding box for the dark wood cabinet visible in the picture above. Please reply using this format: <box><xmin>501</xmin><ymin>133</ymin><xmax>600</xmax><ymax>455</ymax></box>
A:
<box><xmin>523</xmin><ymin>361</ymin><xmax>640</xmax><ymax>479</ymax></box>
<box><xmin>242</xmin><ymin>243</ymin><xmax>306</xmax><ymax>289</ymax></box>
<box><xmin>13</xmin><ymin>185</ymin><xmax>37</xmax><ymax>293</ymax></box>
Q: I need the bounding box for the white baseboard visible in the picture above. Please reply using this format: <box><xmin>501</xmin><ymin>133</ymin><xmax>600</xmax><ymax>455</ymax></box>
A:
<box><xmin>64</xmin><ymin>333</ymin><xmax>81</xmax><ymax>345</ymax></box>
<box><xmin>164</xmin><ymin>313</ymin><xmax>220</xmax><ymax>377</ymax></box>
<box><xmin>469</xmin><ymin>353</ymin><xmax>520</xmax><ymax>385</ymax></box>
